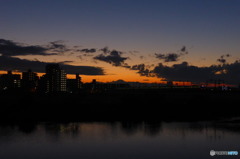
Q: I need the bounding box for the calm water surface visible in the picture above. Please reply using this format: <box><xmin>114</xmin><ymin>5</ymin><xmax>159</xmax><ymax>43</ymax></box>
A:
<box><xmin>0</xmin><ymin>121</ymin><xmax>240</xmax><ymax>159</ymax></box>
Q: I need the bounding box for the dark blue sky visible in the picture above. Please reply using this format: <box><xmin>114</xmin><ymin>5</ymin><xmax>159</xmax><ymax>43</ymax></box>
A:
<box><xmin>1</xmin><ymin>0</ymin><xmax>239</xmax><ymax>55</ymax></box>
<box><xmin>1</xmin><ymin>0</ymin><xmax>240</xmax><ymax>83</ymax></box>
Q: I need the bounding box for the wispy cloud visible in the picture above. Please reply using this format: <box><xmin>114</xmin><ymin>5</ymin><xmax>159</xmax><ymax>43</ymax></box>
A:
<box><xmin>0</xmin><ymin>55</ymin><xmax>104</xmax><ymax>75</ymax></box>
<box><xmin>79</xmin><ymin>48</ymin><xmax>97</xmax><ymax>53</ymax></box>
<box><xmin>217</xmin><ymin>54</ymin><xmax>231</xmax><ymax>64</ymax></box>
<box><xmin>0</xmin><ymin>39</ymin><xmax>56</xmax><ymax>56</ymax></box>
<box><xmin>155</xmin><ymin>46</ymin><xmax>188</xmax><ymax>62</ymax></box>
<box><xmin>48</xmin><ymin>40</ymin><xmax>70</xmax><ymax>54</ymax></box>
<box><xmin>99</xmin><ymin>46</ymin><xmax>111</xmax><ymax>54</ymax></box>
<box><xmin>155</xmin><ymin>53</ymin><xmax>181</xmax><ymax>62</ymax></box>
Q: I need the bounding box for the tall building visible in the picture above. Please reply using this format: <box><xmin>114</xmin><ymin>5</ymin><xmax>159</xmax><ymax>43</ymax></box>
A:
<box><xmin>21</xmin><ymin>69</ymin><xmax>39</xmax><ymax>92</ymax></box>
<box><xmin>44</xmin><ymin>64</ymin><xmax>67</xmax><ymax>93</ymax></box>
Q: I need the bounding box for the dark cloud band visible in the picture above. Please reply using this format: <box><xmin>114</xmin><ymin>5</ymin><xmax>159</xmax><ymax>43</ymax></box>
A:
<box><xmin>0</xmin><ymin>39</ymin><xmax>57</xmax><ymax>56</ymax></box>
<box><xmin>79</xmin><ymin>48</ymin><xmax>97</xmax><ymax>53</ymax></box>
<box><xmin>0</xmin><ymin>55</ymin><xmax>104</xmax><ymax>75</ymax></box>
<box><xmin>151</xmin><ymin>61</ymin><xmax>240</xmax><ymax>85</ymax></box>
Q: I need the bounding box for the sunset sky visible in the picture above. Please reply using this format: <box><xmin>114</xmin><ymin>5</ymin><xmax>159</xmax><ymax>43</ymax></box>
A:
<box><xmin>1</xmin><ymin>0</ymin><xmax>240</xmax><ymax>84</ymax></box>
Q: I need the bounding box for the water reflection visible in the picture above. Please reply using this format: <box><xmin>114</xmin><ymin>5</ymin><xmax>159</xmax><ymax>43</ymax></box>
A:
<box><xmin>0</xmin><ymin>121</ymin><xmax>240</xmax><ymax>159</ymax></box>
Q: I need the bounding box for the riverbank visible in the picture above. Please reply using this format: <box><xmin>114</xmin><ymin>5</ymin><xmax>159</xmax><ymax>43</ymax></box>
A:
<box><xmin>0</xmin><ymin>88</ymin><xmax>239</xmax><ymax>122</ymax></box>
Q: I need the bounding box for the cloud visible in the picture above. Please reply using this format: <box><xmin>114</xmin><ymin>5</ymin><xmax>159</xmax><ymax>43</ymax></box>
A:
<box><xmin>153</xmin><ymin>62</ymin><xmax>214</xmax><ymax>82</ymax></box>
<box><xmin>58</xmin><ymin>61</ymin><xmax>74</xmax><ymax>64</ymax></box>
<box><xmin>152</xmin><ymin>61</ymin><xmax>240</xmax><ymax>84</ymax></box>
<box><xmin>155</xmin><ymin>46</ymin><xmax>188</xmax><ymax>62</ymax></box>
<box><xmin>79</xmin><ymin>48</ymin><xmax>97</xmax><ymax>53</ymax></box>
<box><xmin>0</xmin><ymin>39</ymin><xmax>57</xmax><ymax>56</ymax></box>
<box><xmin>155</xmin><ymin>53</ymin><xmax>180</xmax><ymax>62</ymax></box>
<box><xmin>0</xmin><ymin>56</ymin><xmax>104</xmax><ymax>75</ymax></box>
<box><xmin>0</xmin><ymin>38</ymin><xmax>80</xmax><ymax>57</ymax></box>
<box><xmin>128</xmin><ymin>50</ymin><xmax>139</xmax><ymax>56</ymax></box>
<box><xmin>180</xmin><ymin>46</ymin><xmax>187</xmax><ymax>53</ymax></box>
<box><xmin>132</xmin><ymin>64</ymin><xmax>145</xmax><ymax>71</ymax></box>
<box><xmin>217</xmin><ymin>58</ymin><xmax>226</xmax><ymax>64</ymax></box>
<box><xmin>131</xmin><ymin>64</ymin><xmax>152</xmax><ymax>76</ymax></box>
<box><xmin>217</xmin><ymin>54</ymin><xmax>231</xmax><ymax>64</ymax></box>
<box><xmin>94</xmin><ymin>49</ymin><xmax>128</xmax><ymax>66</ymax></box>
<box><xmin>0</xmin><ymin>38</ymin><xmax>105</xmax><ymax>75</ymax></box>
<box><xmin>100</xmin><ymin>47</ymin><xmax>111</xmax><ymax>54</ymax></box>
<box><xmin>48</xmin><ymin>40</ymin><xmax>70</xmax><ymax>54</ymax></box>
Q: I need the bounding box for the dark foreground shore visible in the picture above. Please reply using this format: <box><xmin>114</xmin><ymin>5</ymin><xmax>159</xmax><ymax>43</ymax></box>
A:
<box><xmin>0</xmin><ymin>88</ymin><xmax>239</xmax><ymax>122</ymax></box>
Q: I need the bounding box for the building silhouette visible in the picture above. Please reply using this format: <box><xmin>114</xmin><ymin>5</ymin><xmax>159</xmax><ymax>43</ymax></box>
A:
<box><xmin>21</xmin><ymin>69</ymin><xmax>39</xmax><ymax>92</ymax></box>
<box><xmin>42</xmin><ymin>64</ymin><xmax>67</xmax><ymax>93</ymax></box>
<box><xmin>67</xmin><ymin>73</ymin><xmax>82</xmax><ymax>93</ymax></box>
<box><xmin>0</xmin><ymin>71</ymin><xmax>21</xmax><ymax>90</ymax></box>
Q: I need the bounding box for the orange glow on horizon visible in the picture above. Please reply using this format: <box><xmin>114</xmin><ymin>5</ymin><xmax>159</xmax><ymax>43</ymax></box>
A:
<box><xmin>173</xmin><ymin>81</ymin><xmax>192</xmax><ymax>86</ymax></box>
<box><xmin>0</xmin><ymin>70</ymin><xmax>163</xmax><ymax>83</ymax></box>
<box><xmin>0</xmin><ymin>70</ymin><xmax>236</xmax><ymax>87</ymax></box>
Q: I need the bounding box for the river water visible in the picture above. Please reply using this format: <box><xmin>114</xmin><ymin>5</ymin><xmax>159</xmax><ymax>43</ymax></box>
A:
<box><xmin>0</xmin><ymin>121</ymin><xmax>240</xmax><ymax>159</ymax></box>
